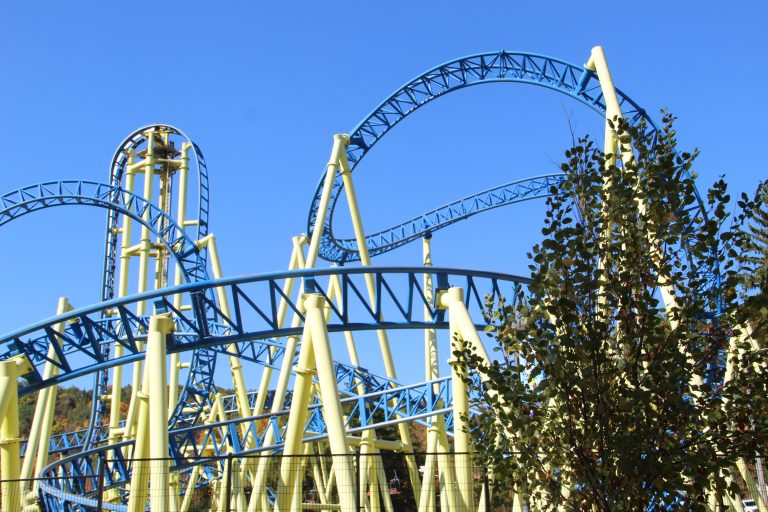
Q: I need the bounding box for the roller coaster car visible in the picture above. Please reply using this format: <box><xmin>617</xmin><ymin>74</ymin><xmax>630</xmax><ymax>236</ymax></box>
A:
<box><xmin>136</xmin><ymin>136</ymin><xmax>180</xmax><ymax>159</ymax></box>
<box><xmin>388</xmin><ymin>472</ymin><xmax>401</xmax><ymax>496</ymax></box>
<box><xmin>305</xmin><ymin>487</ymin><xmax>319</xmax><ymax>504</ymax></box>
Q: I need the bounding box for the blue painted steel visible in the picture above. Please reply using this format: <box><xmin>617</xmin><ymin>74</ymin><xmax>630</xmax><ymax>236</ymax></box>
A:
<box><xmin>0</xmin><ymin>180</ymin><xmax>206</xmax><ymax>282</ymax></box>
<box><xmin>7</xmin><ymin>51</ymin><xmax>718</xmax><ymax>511</ymax></box>
<box><xmin>102</xmin><ymin>125</ymin><xmax>211</xmax><ymax>303</ymax></box>
<box><xmin>330</xmin><ymin>173</ymin><xmax>565</xmax><ymax>260</ymax></box>
<box><xmin>0</xmin><ymin>179</ymin><xmax>219</xmax><ymax>433</ymax></box>
<box><xmin>306</xmin><ymin>51</ymin><xmax>705</xmax><ymax>263</ymax></box>
<box><xmin>96</xmin><ymin>125</ymin><xmax>214</xmax><ymax>441</ymax></box>
<box><xmin>37</xmin><ymin>374</ymin><xmax>484</xmax><ymax>510</ymax></box>
<box><xmin>0</xmin><ymin>266</ymin><xmax>528</xmax><ymax>391</ymax></box>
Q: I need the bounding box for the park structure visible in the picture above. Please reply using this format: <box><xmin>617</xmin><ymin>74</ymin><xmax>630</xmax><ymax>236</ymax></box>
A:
<box><xmin>0</xmin><ymin>46</ymin><xmax>750</xmax><ymax>511</ymax></box>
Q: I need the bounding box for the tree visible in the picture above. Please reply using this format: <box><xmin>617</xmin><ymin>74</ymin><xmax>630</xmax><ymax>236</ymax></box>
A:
<box><xmin>743</xmin><ymin>181</ymin><xmax>768</xmax><ymax>293</ymax></box>
<box><xmin>457</xmin><ymin>114</ymin><xmax>768</xmax><ymax>511</ymax></box>
<box><xmin>742</xmin><ymin>181</ymin><xmax>768</xmax><ymax>349</ymax></box>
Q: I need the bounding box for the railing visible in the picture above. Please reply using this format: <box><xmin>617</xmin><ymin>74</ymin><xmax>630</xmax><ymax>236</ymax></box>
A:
<box><xmin>6</xmin><ymin>452</ymin><xmax>495</xmax><ymax>512</ymax></box>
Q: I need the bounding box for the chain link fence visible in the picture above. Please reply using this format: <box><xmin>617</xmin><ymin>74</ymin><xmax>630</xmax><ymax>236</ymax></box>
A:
<box><xmin>1</xmin><ymin>452</ymin><xmax>767</xmax><ymax>511</ymax></box>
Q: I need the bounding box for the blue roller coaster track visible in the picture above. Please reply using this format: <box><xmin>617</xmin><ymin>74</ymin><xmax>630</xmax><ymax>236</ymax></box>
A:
<box><xmin>307</xmin><ymin>50</ymin><xmax>704</xmax><ymax>263</ymax></box>
<box><xmin>0</xmin><ymin>50</ymin><xmax>712</xmax><ymax>511</ymax></box>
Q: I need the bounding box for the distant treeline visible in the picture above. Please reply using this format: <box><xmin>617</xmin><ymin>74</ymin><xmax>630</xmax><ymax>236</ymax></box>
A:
<box><xmin>18</xmin><ymin>385</ymin><xmax>239</xmax><ymax>438</ymax></box>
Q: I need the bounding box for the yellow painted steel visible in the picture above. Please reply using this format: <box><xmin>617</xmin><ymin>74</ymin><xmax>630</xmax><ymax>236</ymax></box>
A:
<box><xmin>418</xmin><ymin>236</ymin><xmax>458</xmax><ymax>512</ymax></box>
<box><xmin>168</xmin><ymin>142</ymin><xmax>192</xmax><ymax>420</ymax></box>
<box><xmin>439</xmin><ymin>287</ymin><xmax>474</xmax><ymax>512</ymax></box>
<box><xmin>0</xmin><ymin>358</ymin><xmax>24</xmax><ymax>512</ymax></box>
<box><xmin>250</xmin><ymin>133</ymin><xmax>346</xmax><ymax>510</ymax></box>
<box><xmin>249</xmin><ymin>238</ymin><xmax>303</xmax><ymax>418</ymax></box>
<box><xmin>246</xmin><ymin>237</ymin><xmax>310</xmax><ymax>511</ymax></box>
<box><xmin>146</xmin><ymin>313</ymin><xmax>174</xmax><ymax>511</ymax></box>
<box><xmin>108</xmin><ymin>148</ymin><xmax>137</xmax><ymax>451</ymax></box>
<box><xmin>123</xmin><ymin>129</ymin><xmax>158</xmax><ymax>445</ymax></box>
<box><xmin>438</xmin><ymin>285</ymin><xmax>521</xmax><ymax>511</ymax></box>
<box><xmin>127</xmin><ymin>360</ymin><xmax>152</xmax><ymax>511</ymax></box>
<box><xmin>276</xmin><ymin>293</ymin><xmax>356</xmax><ymax>511</ymax></box>
<box><xmin>583</xmin><ymin>46</ymin><xmax>768</xmax><ymax>508</ymax></box>
<box><xmin>323</xmin><ymin>269</ymin><xmax>397</xmax><ymax>511</ymax></box>
<box><xmin>14</xmin><ymin>50</ymin><xmax>747</xmax><ymax>511</ymax></box>
<box><xmin>276</xmin><ymin>304</ymin><xmax>319</xmax><ymax>511</ymax></box>
<box><xmin>180</xmin><ymin>401</ymin><xmax>221</xmax><ymax>512</ymax></box>
<box><xmin>586</xmin><ymin>46</ymin><xmax>684</xmax><ymax>331</ymax></box>
<box><xmin>336</xmin><ymin>142</ymin><xmax>422</xmax><ymax>499</ymax></box>
<box><xmin>195</xmin><ymin>234</ymin><xmax>253</xmax><ymax>435</ymax></box>
<box><xmin>19</xmin><ymin>297</ymin><xmax>72</xmax><ymax>504</ymax></box>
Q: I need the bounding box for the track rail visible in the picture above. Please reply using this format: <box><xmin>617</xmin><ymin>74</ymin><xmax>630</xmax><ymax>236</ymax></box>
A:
<box><xmin>37</xmin><ymin>374</ymin><xmax>486</xmax><ymax>511</ymax></box>
<box><xmin>307</xmin><ymin>50</ymin><xmax>704</xmax><ymax>263</ymax></box>
<box><xmin>98</xmin><ymin>126</ymin><xmax>214</xmax><ymax>436</ymax></box>
<box><xmin>0</xmin><ymin>180</ymin><xmax>205</xmax><ymax>282</ymax></box>
<box><xmin>0</xmin><ymin>50</ymin><xmax>715</xmax><ymax>511</ymax></box>
<box><xmin>0</xmin><ymin>180</ymin><xmax>219</xmax><ymax>430</ymax></box>
<box><xmin>0</xmin><ymin>266</ymin><xmax>528</xmax><ymax>391</ymax></box>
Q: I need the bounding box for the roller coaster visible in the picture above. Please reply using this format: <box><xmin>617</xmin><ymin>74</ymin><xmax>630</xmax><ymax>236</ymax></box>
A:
<box><xmin>0</xmin><ymin>46</ymin><xmax>723</xmax><ymax>511</ymax></box>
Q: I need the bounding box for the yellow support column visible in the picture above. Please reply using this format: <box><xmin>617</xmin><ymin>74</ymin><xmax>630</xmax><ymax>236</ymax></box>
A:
<box><xmin>419</xmin><ymin>235</ymin><xmax>443</xmax><ymax>512</ymax></box>
<box><xmin>252</xmin><ymin>135</ymin><xmax>349</xmax><ymax>511</ymax></box>
<box><xmin>277</xmin><ymin>294</ymin><xmax>356</xmax><ymax>511</ymax></box>
<box><xmin>109</xmin><ymin>149</ymin><xmax>136</xmax><ymax>450</ymax></box>
<box><xmin>276</xmin><ymin>314</ymin><xmax>317</xmax><ymax>511</ymax></box>
<box><xmin>195</xmin><ymin>234</ymin><xmax>253</xmax><ymax>433</ymax></box>
<box><xmin>437</xmin><ymin>421</ymin><xmax>459</xmax><ymax>511</ymax></box>
<box><xmin>127</xmin><ymin>364</ymin><xmax>152</xmax><ymax>512</ymax></box>
<box><xmin>19</xmin><ymin>297</ymin><xmax>72</xmax><ymax>501</ymax></box>
<box><xmin>336</xmin><ymin>138</ymin><xmax>421</xmax><ymax>498</ymax></box>
<box><xmin>305</xmin><ymin>293</ymin><xmax>356</xmax><ymax>512</ymax></box>
<box><xmin>0</xmin><ymin>359</ymin><xmax>23</xmax><ymax>512</ymax></box>
<box><xmin>585</xmin><ymin>46</ymin><xmax>682</xmax><ymax>328</ymax></box>
<box><xmin>250</xmin><ymin>237</ymin><xmax>303</xmax><ymax>418</ymax></box>
<box><xmin>124</xmin><ymin>129</ymin><xmax>157</xmax><ymax>444</ymax></box>
<box><xmin>439</xmin><ymin>287</ymin><xmax>486</xmax><ymax>511</ymax></box>
<box><xmin>247</xmin><ymin>238</ymin><xmax>310</xmax><ymax>511</ymax></box>
<box><xmin>168</xmin><ymin>142</ymin><xmax>193</xmax><ymax>418</ymax></box>
<box><xmin>448</xmin><ymin>299</ymin><xmax>474</xmax><ymax>512</ymax></box>
<box><xmin>147</xmin><ymin>313</ymin><xmax>174</xmax><ymax>511</ymax></box>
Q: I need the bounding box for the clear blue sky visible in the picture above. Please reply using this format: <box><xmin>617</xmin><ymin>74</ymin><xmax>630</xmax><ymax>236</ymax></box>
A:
<box><xmin>1</xmin><ymin>1</ymin><xmax>766</xmax><ymax>387</ymax></box>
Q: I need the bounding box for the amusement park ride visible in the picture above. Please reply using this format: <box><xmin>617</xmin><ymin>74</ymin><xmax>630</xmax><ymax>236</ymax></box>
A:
<box><xmin>0</xmin><ymin>46</ymin><xmax>717</xmax><ymax>511</ymax></box>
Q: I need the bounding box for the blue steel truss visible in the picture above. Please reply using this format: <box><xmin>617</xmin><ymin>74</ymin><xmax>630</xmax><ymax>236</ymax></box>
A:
<box><xmin>98</xmin><ymin>126</ymin><xmax>212</xmax><ymax>441</ymax></box>
<box><xmin>36</xmin><ymin>374</ymin><xmax>486</xmax><ymax>511</ymax></box>
<box><xmin>306</xmin><ymin>50</ymin><xmax>706</xmax><ymax>263</ymax></box>
<box><xmin>26</xmin><ymin>353</ymin><xmax>441</xmax><ymax>457</ymax></box>
<box><xmin>330</xmin><ymin>174</ymin><xmax>565</xmax><ymax>260</ymax></box>
<box><xmin>0</xmin><ymin>50</ymin><xmax>718</xmax><ymax>512</ymax></box>
<box><xmin>103</xmin><ymin>125</ymin><xmax>211</xmax><ymax>303</ymax></box>
<box><xmin>0</xmin><ymin>179</ymin><xmax>220</xmax><ymax>432</ymax></box>
<box><xmin>0</xmin><ymin>266</ymin><xmax>528</xmax><ymax>392</ymax></box>
<box><xmin>0</xmin><ymin>180</ymin><xmax>207</xmax><ymax>283</ymax></box>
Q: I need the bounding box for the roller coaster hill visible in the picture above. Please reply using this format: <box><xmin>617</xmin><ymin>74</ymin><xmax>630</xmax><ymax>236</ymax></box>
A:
<box><xmin>0</xmin><ymin>45</ymin><xmax>749</xmax><ymax>511</ymax></box>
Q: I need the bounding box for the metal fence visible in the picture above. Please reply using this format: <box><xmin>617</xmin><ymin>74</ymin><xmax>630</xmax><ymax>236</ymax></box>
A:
<box><xmin>2</xmin><ymin>452</ymin><xmax>767</xmax><ymax>511</ymax></box>
<box><xmin>1</xmin><ymin>451</ymin><xmax>493</xmax><ymax>512</ymax></box>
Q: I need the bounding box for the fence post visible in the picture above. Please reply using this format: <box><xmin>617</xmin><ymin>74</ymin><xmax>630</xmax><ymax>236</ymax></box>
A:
<box><xmin>757</xmin><ymin>453</ymin><xmax>767</xmax><ymax>504</ymax></box>
<box><xmin>96</xmin><ymin>452</ymin><xmax>106</xmax><ymax>512</ymax></box>
<box><xmin>225</xmin><ymin>453</ymin><xmax>233</xmax><ymax>512</ymax></box>
<box><xmin>356</xmin><ymin>450</ymin><xmax>361</xmax><ymax>512</ymax></box>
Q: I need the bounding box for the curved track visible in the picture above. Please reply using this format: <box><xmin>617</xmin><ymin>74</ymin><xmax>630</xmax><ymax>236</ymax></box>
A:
<box><xmin>5</xmin><ymin>266</ymin><xmax>520</xmax><ymax>509</ymax></box>
<box><xmin>97</xmin><ymin>126</ymin><xmax>216</xmax><ymax>438</ymax></box>
<box><xmin>103</xmin><ymin>124</ymin><xmax>211</xmax><ymax>302</ymax></box>
<box><xmin>0</xmin><ymin>49</ymin><xmax>710</xmax><ymax>511</ymax></box>
<box><xmin>307</xmin><ymin>50</ymin><xmax>703</xmax><ymax>263</ymax></box>
<box><xmin>2</xmin><ymin>266</ymin><xmax>526</xmax><ymax>391</ymax></box>
<box><xmin>0</xmin><ymin>180</ymin><xmax>219</xmax><ymax>433</ymax></box>
<box><xmin>0</xmin><ymin>180</ymin><xmax>206</xmax><ymax>283</ymax></box>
